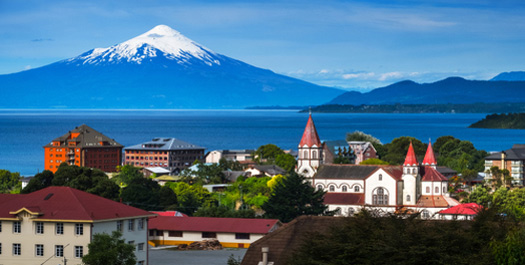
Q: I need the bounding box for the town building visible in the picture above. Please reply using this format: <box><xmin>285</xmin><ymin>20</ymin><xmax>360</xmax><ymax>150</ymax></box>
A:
<box><xmin>296</xmin><ymin>114</ymin><xmax>323</xmax><ymax>178</ymax></box>
<box><xmin>314</xmin><ymin>142</ymin><xmax>459</xmax><ymax>218</ymax></box>
<box><xmin>347</xmin><ymin>141</ymin><xmax>378</xmax><ymax>164</ymax></box>
<box><xmin>484</xmin><ymin>144</ymin><xmax>525</xmax><ymax>186</ymax></box>
<box><xmin>124</xmin><ymin>137</ymin><xmax>205</xmax><ymax>175</ymax></box>
<box><xmin>323</xmin><ymin>140</ymin><xmax>355</xmax><ymax>164</ymax></box>
<box><xmin>205</xmin><ymin>149</ymin><xmax>255</xmax><ymax>164</ymax></box>
<box><xmin>43</xmin><ymin>124</ymin><xmax>123</xmax><ymax>173</ymax></box>
<box><xmin>438</xmin><ymin>203</ymin><xmax>482</xmax><ymax>220</ymax></box>
<box><xmin>148</xmin><ymin>216</ymin><xmax>281</xmax><ymax>248</ymax></box>
<box><xmin>0</xmin><ymin>186</ymin><xmax>154</xmax><ymax>265</ymax></box>
<box><xmin>244</xmin><ymin>165</ymin><xmax>286</xmax><ymax>178</ymax></box>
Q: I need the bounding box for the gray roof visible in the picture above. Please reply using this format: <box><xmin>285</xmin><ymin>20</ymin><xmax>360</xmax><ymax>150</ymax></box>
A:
<box><xmin>254</xmin><ymin>165</ymin><xmax>287</xmax><ymax>175</ymax></box>
<box><xmin>45</xmin><ymin>124</ymin><xmax>123</xmax><ymax>148</ymax></box>
<box><xmin>125</xmin><ymin>137</ymin><xmax>204</xmax><ymax>151</ymax></box>
<box><xmin>315</xmin><ymin>165</ymin><xmax>379</xmax><ymax>180</ymax></box>
<box><xmin>436</xmin><ymin>166</ymin><xmax>457</xmax><ymax>175</ymax></box>
<box><xmin>486</xmin><ymin>145</ymin><xmax>525</xmax><ymax>160</ymax></box>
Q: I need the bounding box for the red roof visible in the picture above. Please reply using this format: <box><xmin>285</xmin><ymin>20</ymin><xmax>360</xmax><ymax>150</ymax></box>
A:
<box><xmin>421</xmin><ymin>166</ymin><xmax>448</xmax><ymax>182</ymax></box>
<box><xmin>299</xmin><ymin>114</ymin><xmax>321</xmax><ymax>147</ymax></box>
<box><xmin>151</xmin><ymin>211</ymin><xmax>188</xmax><ymax>217</ymax></box>
<box><xmin>422</xmin><ymin>140</ymin><xmax>437</xmax><ymax>166</ymax></box>
<box><xmin>149</xmin><ymin>216</ymin><xmax>281</xmax><ymax>234</ymax></box>
<box><xmin>417</xmin><ymin>195</ymin><xmax>455</xmax><ymax>207</ymax></box>
<box><xmin>0</xmin><ymin>186</ymin><xmax>153</xmax><ymax>221</ymax></box>
<box><xmin>439</xmin><ymin>203</ymin><xmax>483</xmax><ymax>215</ymax></box>
<box><xmin>324</xmin><ymin>193</ymin><xmax>365</xmax><ymax>205</ymax></box>
<box><xmin>403</xmin><ymin>142</ymin><xmax>418</xmax><ymax>166</ymax></box>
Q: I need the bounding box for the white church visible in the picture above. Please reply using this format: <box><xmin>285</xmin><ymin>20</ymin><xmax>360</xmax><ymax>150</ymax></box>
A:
<box><xmin>296</xmin><ymin>114</ymin><xmax>459</xmax><ymax>218</ymax></box>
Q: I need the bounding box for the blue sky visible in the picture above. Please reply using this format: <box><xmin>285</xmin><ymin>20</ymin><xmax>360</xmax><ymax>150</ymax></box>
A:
<box><xmin>1</xmin><ymin>0</ymin><xmax>525</xmax><ymax>91</ymax></box>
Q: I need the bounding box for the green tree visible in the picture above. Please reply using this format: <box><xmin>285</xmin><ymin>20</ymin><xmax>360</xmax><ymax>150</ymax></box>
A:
<box><xmin>120</xmin><ymin>177</ymin><xmax>161</xmax><ymax>211</ymax></box>
<box><xmin>113</xmin><ymin>165</ymin><xmax>144</xmax><ymax>187</ymax></box>
<box><xmin>461</xmin><ymin>169</ymin><xmax>478</xmax><ymax>188</ymax></box>
<box><xmin>464</xmin><ymin>186</ymin><xmax>492</xmax><ymax>205</ymax></box>
<box><xmin>0</xmin><ymin>169</ymin><xmax>21</xmax><ymax>193</ymax></box>
<box><xmin>253</xmin><ymin>144</ymin><xmax>284</xmax><ymax>164</ymax></box>
<box><xmin>492</xmin><ymin>227</ymin><xmax>525</xmax><ymax>265</ymax></box>
<box><xmin>50</xmin><ymin>164</ymin><xmax>120</xmax><ymax>200</ymax></box>
<box><xmin>346</xmin><ymin>130</ymin><xmax>382</xmax><ymax>146</ymax></box>
<box><xmin>21</xmin><ymin>170</ymin><xmax>54</xmax><ymax>193</ymax></box>
<box><xmin>275</xmin><ymin>153</ymin><xmax>296</xmax><ymax>172</ymax></box>
<box><xmin>82</xmin><ymin>231</ymin><xmax>136</xmax><ymax>265</ymax></box>
<box><xmin>194</xmin><ymin>205</ymin><xmax>256</xmax><ymax>218</ymax></box>
<box><xmin>360</xmin><ymin>158</ymin><xmax>390</xmax><ymax>165</ymax></box>
<box><xmin>166</xmin><ymin>182</ymin><xmax>215</xmax><ymax>215</ymax></box>
<box><xmin>218</xmin><ymin>157</ymin><xmax>243</xmax><ymax>171</ymax></box>
<box><xmin>382</xmin><ymin>137</ymin><xmax>425</xmax><ymax>165</ymax></box>
<box><xmin>262</xmin><ymin>172</ymin><xmax>332</xmax><ymax>222</ymax></box>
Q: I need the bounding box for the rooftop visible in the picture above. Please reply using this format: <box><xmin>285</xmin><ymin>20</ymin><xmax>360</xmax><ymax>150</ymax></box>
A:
<box><xmin>125</xmin><ymin>137</ymin><xmax>204</xmax><ymax>151</ymax></box>
<box><xmin>44</xmin><ymin>124</ymin><xmax>123</xmax><ymax>148</ymax></box>
<box><xmin>149</xmin><ymin>216</ymin><xmax>281</xmax><ymax>234</ymax></box>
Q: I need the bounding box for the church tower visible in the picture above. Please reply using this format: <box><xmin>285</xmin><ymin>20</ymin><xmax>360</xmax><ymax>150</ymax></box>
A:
<box><xmin>296</xmin><ymin>113</ymin><xmax>323</xmax><ymax>178</ymax></box>
<box><xmin>422</xmin><ymin>139</ymin><xmax>437</xmax><ymax>169</ymax></box>
<box><xmin>402</xmin><ymin>142</ymin><xmax>420</xmax><ymax>205</ymax></box>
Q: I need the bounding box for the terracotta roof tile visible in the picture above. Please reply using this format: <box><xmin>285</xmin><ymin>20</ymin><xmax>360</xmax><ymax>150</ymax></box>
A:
<box><xmin>421</xmin><ymin>167</ymin><xmax>448</xmax><ymax>182</ymax></box>
<box><xmin>149</xmin><ymin>216</ymin><xmax>281</xmax><ymax>234</ymax></box>
<box><xmin>417</xmin><ymin>195</ymin><xmax>453</xmax><ymax>208</ymax></box>
<box><xmin>299</xmin><ymin>114</ymin><xmax>321</xmax><ymax>147</ymax></box>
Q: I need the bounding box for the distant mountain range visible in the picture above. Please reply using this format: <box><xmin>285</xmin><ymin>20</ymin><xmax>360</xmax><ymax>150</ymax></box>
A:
<box><xmin>0</xmin><ymin>25</ymin><xmax>342</xmax><ymax>109</ymax></box>
<box><xmin>329</xmin><ymin>77</ymin><xmax>525</xmax><ymax>105</ymax></box>
<box><xmin>490</xmin><ymin>71</ymin><xmax>525</xmax><ymax>81</ymax></box>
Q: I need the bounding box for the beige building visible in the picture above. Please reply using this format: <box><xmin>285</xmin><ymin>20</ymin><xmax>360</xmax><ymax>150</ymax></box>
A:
<box><xmin>0</xmin><ymin>186</ymin><xmax>154</xmax><ymax>265</ymax></box>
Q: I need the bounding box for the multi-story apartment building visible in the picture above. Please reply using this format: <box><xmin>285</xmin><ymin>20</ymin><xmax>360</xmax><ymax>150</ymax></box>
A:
<box><xmin>43</xmin><ymin>124</ymin><xmax>123</xmax><ymax>173</ymax></box>
<box><xmin>124</xmin><ymin>137</ymin><xmax>205</xmax><ymax>174</ymax></box>
<box><xmin>0</xmin><ymin>186</ymin><xmax>153</xmax><ymax>265</ymax></box>
<box><xmin>485</xmin><ymin>144</ymin><xmax>525</xmax><ymax>186</ymax></box>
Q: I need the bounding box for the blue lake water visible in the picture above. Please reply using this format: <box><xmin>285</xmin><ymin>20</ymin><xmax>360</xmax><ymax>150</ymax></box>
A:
<box><xmin>0</xmin><ymin>110</ymin><xmax>524</xmax><ymax>176</ymax></box>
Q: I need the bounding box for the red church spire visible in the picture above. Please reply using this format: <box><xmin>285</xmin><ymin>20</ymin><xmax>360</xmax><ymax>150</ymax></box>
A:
<box><xmin>403</xmin><ymin>142</ymin><xmax>419</xmax><ymax>166</ymax></box>
<box><xmin>422</xmin><ymin>139</ymin><xmax>437</xmax><ymax>166</ymax></box>
<box><xmin>299</xmin><ymin>114</ymin><xmax>321</xmax><ymax>147</ymax></box>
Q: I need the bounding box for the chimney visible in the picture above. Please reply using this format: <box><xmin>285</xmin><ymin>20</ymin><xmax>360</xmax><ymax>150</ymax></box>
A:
<box><xmin>261</xmin><ymin>247</ymin><xmax>269</xmax><ymax>265</ymax></box>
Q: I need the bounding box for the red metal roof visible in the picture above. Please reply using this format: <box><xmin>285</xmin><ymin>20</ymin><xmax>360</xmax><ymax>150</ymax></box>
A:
<box><xmin>421</xmin><ymin>166</ymin><xmax>448</xmax><ymax>182</ymax></box>
<box><xmin>403</xmin><ymin>142</ymin><xmax>419</xmax><ymax>166</ymax></box>
<box><xmin>151</xmin><ymin>211</ymin><xmax>188</xmax><ymax>217</ymax></box>
<box><xmin>422</xmin><ymin>140</ymin><xmax>437</xmax><ymax>166</ymax></box>
<box><xmin>323</xmin><ymin>193</ymin><xmax>365</xmax><ymax>205</ymax></box>
<box><xmin>149</xmin><ymin>216</ymin><xmax>281</xmax><ymax>234</ymax></box>
<box><xmin>0</xmin><ymin>186</ymin><xmax>153</xmax><ymax>221</ymax></box>
<box><xmin>439</xmin><ymin>203</ymin><xmax>482</xmax><ymax>215</ymax></box>
<box><xmin>299</xmin><ymin>114</ymin><xmax>321</xmax><ymax>147</ymax></box>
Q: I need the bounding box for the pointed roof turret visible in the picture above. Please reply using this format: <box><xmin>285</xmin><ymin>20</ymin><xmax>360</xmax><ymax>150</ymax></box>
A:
<box><xmin>422</xmin><ymin>139</ymin><xmax>437</xmax><ymax>166</ymax></box>
<box><xmin>403</xmin><ymin>142</ymin><xmax>418</xmax><ymax>166</ymax></box>
<box><xmin>299</xmin><ymin>114</ymin><xmax>321</xmax><ymax>147</ymax></box>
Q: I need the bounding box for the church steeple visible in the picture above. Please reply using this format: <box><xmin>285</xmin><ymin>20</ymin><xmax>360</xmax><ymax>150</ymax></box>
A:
<box><xmin>299</xmin><ymin>113</ymin><xmax>321</xmax><ymax>148</ymax></box>
<box><xmin>404</xmin><ymin>142</ymin><xmax>418</xmax><ymax>166</ymax></box>
<box><xmin>422</xmin><ymin>139</ymin><xmax>437</xmax><ymax>168</ymax></box>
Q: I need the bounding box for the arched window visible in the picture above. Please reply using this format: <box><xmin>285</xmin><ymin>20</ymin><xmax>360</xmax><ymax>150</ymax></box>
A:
<box><xmin>422</xmin><ymin>210</ymin><xmax>430</xmax><ymax>219</ymax></box>
<box><xmin>426</xmin><ymin>187</ymin><xmax>430</xmax><ymax>193</ymax></box>
<box><xmin>378</xmin><ymin>174</ymin><xmax>383</xmax><ymax>181</ymax></box>
<box><xmin>372</xmin><ymin>187</ymin><xmax>388</xmax><ymax>205</ymax></box>
<box><xmin>312</xmin><ymin>151</ymin><xmax>317</xmax><ymax>159</ymax></box>
<box><xmin>329</xmin><ymin>185</ymin><xmax>335</xmax><ymax>192</ymax></box>
<box><xmin>354</xmin><ymin>186</ymin><xmax>360</xmax><ymax>192</ymax></box>
<box><xmin>406</xmin><ymin>195</ymin><xmax>411</xmax><ymax>202</ymax></box>
<box><xmin>317</xmin><ymin>185</ymin><xmax>323</xmax><ymax>191</ymax></box>
<box><xmin>412</xmin><ymin>168</ymin><xmax>416</xmax><ymax>174</ymax></box>
<box><xmin>303</xmin><ymin>151</ymin><xmax>308</xmax><ymax>159</ymax></box>
<box><xmin>335</xmin><ymin>207</ymin><xmax>342</xmax><ymax>216</ymax></box>
<box><xmin>435</xmin><ymin>187</ymin><xmax>439</xmax><ymax>193</ymax></box>
<box><xmin>342</xmin><ymin>186</ymin><xmax>348</xmax><ymax>192</ymax></box>
<box><xmin>348</xmin><ymin>208</ymin><xmax>355</xmax><ymax>216</ymax></box>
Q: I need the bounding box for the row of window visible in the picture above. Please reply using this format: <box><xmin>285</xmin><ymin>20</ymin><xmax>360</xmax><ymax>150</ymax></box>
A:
<box><xmin>425</xmin><ymin>186</ymin><xmax>446</xmax><ymax>194</ymax></box>
<box><xmin>126</xmin><ymin>156</ymin><xmax>168</xmax><ymax>160</ymax></box>
<box><xmin>321</xmin><ymin>185</ymin><xmax>361</xmax><ymax>193</ymax></box>
<box><xmin>116</xmin><ymin>219</ymin><xmax>145</xmax><ymax>232</ymax></box>
<box><xmin>0</xmin><ymin>243</ymin><xmax>83</xmax><ymax>258</ymax></box>
<box><xmin>150</xmin><ymin>230</ymin><xmax>250</xmax><ymax>240</ymax></box>
<box><xmin>3</xmin><ymin>221</ymin><xmax>83</xmax><ymax>236</ymax></box>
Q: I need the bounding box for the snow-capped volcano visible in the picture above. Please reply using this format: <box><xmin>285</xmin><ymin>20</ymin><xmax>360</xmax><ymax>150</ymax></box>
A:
<box><xmin>70</xmin><ymin>25</ymin><xmax>220</xmax><ymax>66</ymax></box>
<box><xmin>0</xmin><ymin>25</ymin><xmax>343</xmax><ymax>109</ymax></box>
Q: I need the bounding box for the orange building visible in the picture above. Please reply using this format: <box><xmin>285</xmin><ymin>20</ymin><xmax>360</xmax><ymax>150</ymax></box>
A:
<box><xmin>43</xmin><ymin>124</ymin><xmax>123</xmax><ymax>173</ymax></box>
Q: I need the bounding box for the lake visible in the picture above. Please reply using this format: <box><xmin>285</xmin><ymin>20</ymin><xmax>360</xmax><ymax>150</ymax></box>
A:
<box><xmin>1</xmin><ymin>110</ymin><xmax>523</xmax><ymax>176</ymax></box>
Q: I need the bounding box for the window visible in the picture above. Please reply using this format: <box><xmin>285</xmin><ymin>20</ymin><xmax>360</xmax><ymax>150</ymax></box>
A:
<box><xmin>303</xmin><ymin>151</ymin><xmax>308</xmax><ymax>159</ymax></box>
<box><xmin>348</xmin><ymin>208</ymin><xmax>355</xmax><ymax>216</ymax></box>
<box><xmin>75</xmin><ymin>246</ymin><xmax>83</xmax><ymax>258</ymax></box>
<box><xmin>13</xmin><ymin>243</ymin><xmax>21</xmax><ymax>256</ymax></box>
<box><xmin>435</xmin><ymin>187</ymin><xmax>439</xmax><ymax>193</ymax></box>
<box><xmin>56</xmin><ymin>223</ymin><xmax>64</xmax><ymax>235</ymax></box>
<box><xmin>0</xmin><ymin>242</ymin><xmax>2</xmax><ymax>255</ymax></box>
<box><xmin>0</xmin><ymin>221</ymin><xmax>2</xmax><ymax>232</ymax></box>
<box><xmin>137</xmin><ymin>243</ymin><xmax>145</xmax><ymax>251</ymax></box>
<box><xmin>13</xmin><ymin>221</ymin><xmax>21</xmax><ymax>233</ymax></box>
<box><xmin>36</xmin><ymin>244</ymin><xmax>44</xmax><ymax>256</ymax></box>
<box><xmin>372</xmin><ymin>188</ymin><xmax>388</xmax><ymax>205</ymax></box>
<box><xmin>169</xmin><ymin>231</ymin><xmax>183</xmax><ymax>237</ymax></box>
<box><xmin>342</xmin><ymin>186</ymin><xmax>348</xmax><ymax>192</ymax></box>
<box><xmin>378</xmin><ymin>174</ymin><xmax>383</xmax><ymax>181</ymax></box>
<box><xmin>422</xmin><ymin>210</ymin><xmax>431</xmax><ymax>219</ymax></box>
<box><xmin>406</xmin><ymin>195</ymin><xmax>411</xmax><ymax>202</ymax></box>
<box><xmin>128</xmin><ymin>240</ymin><xmax>135</xmax><ymax>246</ymax></box>
<box><xmin>312</xmin><ymin>151</ymin><xmax>317</xmax><ymax>159</ymax></box>
<box><xmin>317</xmin><ymin>184</ymin><xmax>323</xmax><ymax>190</ymax></box>
<box><xmin>354</xmin><ymin>186</ymin><xmax>360</xmax><ymax>192</ymax></box>
<box><xmin>128</xmin><ymin>219</ymin><xmax>135</xmax><ymax>231</ymax></box>
<box><xmin>235</xmin><ymin>233</ymin><xmax>250</xmax><ymax>240</ymax></box>
<box><xmin>426</xmin><ymin>187</ymin><xmax>430</xmax><ymax>193</ymax></box>
<box><xmin>75</xmin><ymin>224</ymin><xmax>83</xmax><ymax>235</ymax></box>
<box><xmin>36</xmin><ymin>222</ymin><xmax>44</xmax><ymax>234</ymax></box>
<box><xmin>55</xmin><ymin>245</ymin><xmax>64</xmax><ymax>257</ymax></box>
<box><xmin>138</xmin><ymin>218</ymin><xmax>144</xmax><ymax>230</ymax></box>
<box><xmin>138</xmin><ymin>261</ymin><xmax>145</xmax><ymax>265</ymax></box>
<box><xmin>443</xmin><ymin>186</ymin><xmax>446</xmax><ymax>193</ymax></box>
<box><xmin>117</xmin><ymin>220</ymin><xmax>123</xmax><ymax>232</ymax></box>
<box><xmin>202</xmin><ymin>232</ymin><xmax>217</xmax><ymax>238</ymax></box>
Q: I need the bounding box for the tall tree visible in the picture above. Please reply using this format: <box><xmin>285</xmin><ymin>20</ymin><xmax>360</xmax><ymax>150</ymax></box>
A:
<box><xmin>21</xmin><ymin>170</ymin><xmax>54</xmax><ymax>193</ymax></box>
<box><xmin>0</xmin><ymin>169</ymin><xmax>21</xmax><ymax>193</ymax></box>
<box><xmin>262</xmin><ymin>172</ymin><xmax>332</xmax><ymax>222</ymax></box>
<box><xmin>82</xmin><ymin>231</ymin><xmax>136</xmax><ymax>265</ymax></box>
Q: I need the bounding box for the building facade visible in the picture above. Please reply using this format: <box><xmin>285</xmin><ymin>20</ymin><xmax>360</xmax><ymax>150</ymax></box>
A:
<box><xmin>0</xmin><ymin>186</ymin><xmax>153</xmax><ymax>265</ymax></box>
<box><xmin>347</xmin><ymin>141</ymin><xmax>378</xmax><ymax>164</ymax></box>
<box><xmin>43</xmin><ymin>124</ymin><xmax>123</xmax><ymax>173</ymax></box>
<box><xmin>484</xmin><ymin>144</ymin><xmax>525</xmax><ymax>186</ymax></box>
<box><xmin>124</xmin><ymin>138</ymin><xmax>205</xmax><ymax>175</ymax></box>
<box><xmin>296</xmin><ymin>114</ymin><xmax>323</xmax><ymax>178</ymax></box>
<box><xmin>205</xmin><ymin>149</ymin><xmax>255</xmax><ymax>164</ymax></box>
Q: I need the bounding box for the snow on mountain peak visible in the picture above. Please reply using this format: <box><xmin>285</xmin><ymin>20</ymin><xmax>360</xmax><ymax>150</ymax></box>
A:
<box><xmin>71</xmin><ymin>25</ymin><xmax>220</xmax><ymax>66</ymax></box>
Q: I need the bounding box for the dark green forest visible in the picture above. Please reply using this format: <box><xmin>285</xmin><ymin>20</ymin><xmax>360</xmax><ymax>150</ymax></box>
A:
<box><xmin>469</xmin><ymin>113</ymin><xmax>525</xmax><ymax>129</ymax></box>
